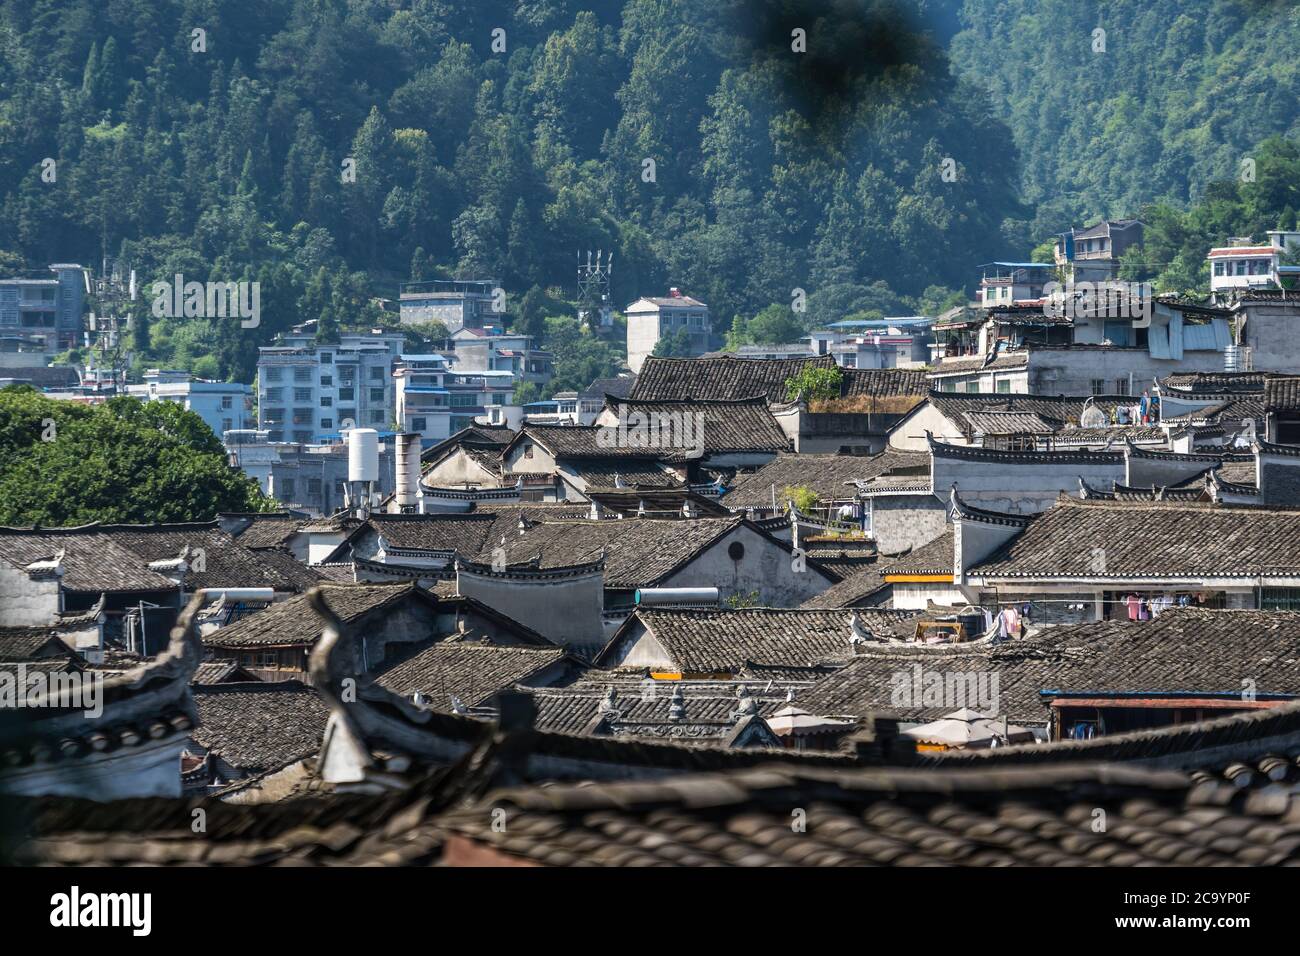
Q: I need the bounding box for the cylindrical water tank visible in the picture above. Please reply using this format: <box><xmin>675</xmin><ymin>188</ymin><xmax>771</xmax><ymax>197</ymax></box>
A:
<box><xmin>347</xmin><ymin>428</ymin><xmax>380</xmax><ymax>483</ymax></box>
<box><xmin>395</xmin><ymin>432</ymin><xmax>422</xmax><ymax>507</ymax></box>
<box><xmin>634</xmin><ymin>587</ymin><xmax>720</xmax><ymax>606</ymax></box>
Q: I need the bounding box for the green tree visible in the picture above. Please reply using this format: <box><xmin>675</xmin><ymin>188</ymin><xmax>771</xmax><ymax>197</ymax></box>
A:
<box><xmin>0</xmin><ymin>388</ymin><xmax>273</xmax><ymax>525</ymax></box>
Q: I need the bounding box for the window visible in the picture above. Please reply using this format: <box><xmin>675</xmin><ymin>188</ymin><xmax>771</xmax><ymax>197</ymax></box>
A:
<box><xmin>294</xmin><ymin>388</ymin><xmax>312</xmax><ymax>402</ymax></box>
<box><xmin>339</xmin><ymin>366</ymin><xmax>355</xmax><ymax>382</ymax></box>
<box><xmin>320</xmin><ymin>352</ymin><xmax>332</xmax><ymax>364</ymax></box>
<box><xmin>1090</xmin><ymin>379</ymin><xmax>1106</xmax><ymax>395</ymax></box>
<box><xmin>294</xmin><ymin>367</ymin><xmax>311</xmax><ymax>383</ymax></box>
<box><xmin>264</xmin><ymin>387</ymin><xmax>283</xmax><ymax>402</ymax></box>
<box><xmin>320</xmin><ymin>396</ymin><xmax>332</xmax><ymax>407</ymax></box>
<box><xmin>370</xmin><ymin>410</ymin><xmax>384</xmax><ymax>423</ymax></box>
<box><xmin>966</xmin><ymin>381</ymin><xmax>980</xmax><ymax>394</ymax></box>
<box><xmin>221</xmin><ymin>395</ymin><xmax>233</xmax><ymax>410</ymax></box>
<box><xmin>293</xmin><ymin>430</ymin><xmax>311</xmax><ymax>443</ymax></box>
<box><xmin>320</xmin><ymin>375</ymin><xmax>333</xmax><ymax>387</ymax></box>
<box><xmin>369</xmin><ymin>387</ymin><xmax>385</xmax><ymax>402</ymax></box>
<box><xmin>369</xmin><ymin>366</ymin><xmax>384</xmax><ymax>381</ymax></box>
<box><xmin>1262</xmin><ymin>588</ymin><xmax>1300</xmax><ymax>611</ymax></box>
<box><xmin>338</xmin><ymin>408</ymin><xmax>355</xmax><ymax>423</ymax></box>
<box><xmin>492</xmin><ymin>393</ymin><xmax>507</xmax><ymax>405</ymax></box>
<box><xmin>996</xmin><ymin>380</ymin><xmax>1011</xmax><ymax>394</ymax></box>
<box><xmin>221</xmin><ymin>418</ymin><xmax>233</xmax><ymax>432</ymax></box>
<box><xmin>280</xmin><ymin>478</ymin><xmax>295</xmax><ymax>498</ymax></box>
<box><xmin>1115</xmin><ymin>378</ymin><xmax>1130</xmax><ymax>395</ymax></box>
<box><xmin>264</xmin><ymin>367</ymin><xmax>283</xmax><ymax>382</ymax></box>
<box><xmin>450</xmin><ymin>394</ymin><xmax>475</xmax><ymax>407</ymax></box>
<box><xmin>320</xmin><ymin>418</ymin><xmax>332</xmax><ymax>430</ymax></box>
<box><xmin>339</xmin><ymin>387</ymin><xmax>354</xmax><ymax>401</ymax></box>
<box><xmin>412</xmin><ymin>417</ymin><xmax>427</xmax><ymax>431</ymax></box>
<box><xmin>1213</xmin><ymin>261</ymin><xmax>1225</xmax><ymax>276</ymax></box>
<box><xmin>307</xmin><ymin>478</ymin><xmax>322</xmax><ymax>496</ymax></box>
<box><xmin>727</xmin><ymin>542</ymin><xmax>745</xmax><ymax>561</ymax></box>
<box><xmin>524</xmin><ymin>444</ymin><xmax>534</xmax><ymax>460</ymax></box>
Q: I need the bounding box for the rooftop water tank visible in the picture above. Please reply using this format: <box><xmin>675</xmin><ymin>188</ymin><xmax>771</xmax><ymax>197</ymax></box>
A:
<box><xmin>347</xmin><ymin>428</ymin><xmax>380</xmax><ymax>483</ymax></box>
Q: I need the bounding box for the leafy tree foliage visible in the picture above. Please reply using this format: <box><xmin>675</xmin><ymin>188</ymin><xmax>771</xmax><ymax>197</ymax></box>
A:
<box><xmin>0</xmin><ymin>386</ymin><xmax>273</xmax><ymax>525</ymax></box>
<box><xmin>0</xmin><ymin>0</ymin><xmax>1029</xmax><ymax>386</ymax></box>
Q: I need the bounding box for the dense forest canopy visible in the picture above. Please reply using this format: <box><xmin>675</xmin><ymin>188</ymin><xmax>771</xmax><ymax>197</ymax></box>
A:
<box><xmin>0</xmin><ymin>0</ymin><xmax>1296</xmax><ymax>385</ymax></box>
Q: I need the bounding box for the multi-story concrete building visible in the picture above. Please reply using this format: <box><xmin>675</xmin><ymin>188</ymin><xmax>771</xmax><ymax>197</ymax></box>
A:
<box><xmin>1208</xmin><ymin>231</ymin><xmax>1300</xmax><ymax>296</ymax></box>
<box><xmin>125</xmin><ymin>369</ymin><xmax>253</xmax><ymax>440</ymax></box>
<box><xmin>977</xmin><ymin>263</ymin><xmax>1055</xmax><ymax>308</ymax></box>
<box><xmin>1054</xmin><ymin>220</ymin><xmax>1144</xmax><ymax>283</ymax></box>
<box><xmin>256</xmin><ymin>329</ymin><xmax>405</xmax><ymax>443</ymax></box>
<box><xmin>0</xmin><ymin>263</ymin><xmax>86</xmax><ymax>351</ymax></box>
<box><xmin>398</xmin><ymin>279</ymin><xmax>502</xmax><ymax>333</ymax></box>
<box><xmin>625</xmin><ymin>289</ymin><xmax>711</xmax><ymax>374</ymax></box>
<box><xmin>394</xmin><ymin>355</ymin><xmax>452</xmax><ymax>445</ymax></box>
<box><xmin>448</xmin><ymin>328</ymin><xmax>553</xmax><ymax>387</ymax></box>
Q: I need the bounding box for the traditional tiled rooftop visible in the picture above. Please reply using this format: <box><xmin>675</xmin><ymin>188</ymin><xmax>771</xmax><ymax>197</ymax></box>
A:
<box><xmin>631</xmin><ymin>355</ymin><xmax>838</xmax><ymax>402</ymax></box>
<box><xmin>970</xmin><ymin>497</ymin><xmax>1300</xmax><ymax>579</ymax></box>
<box><xmin>373</xmin><ymin>641</ymin><xmax>569</xmax><ymax>711</ymax></box>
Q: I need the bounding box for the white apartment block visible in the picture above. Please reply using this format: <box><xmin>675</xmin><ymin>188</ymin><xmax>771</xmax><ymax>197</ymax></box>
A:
<box><xmin>125</xmin><ymin>369</ymin><xmax>253</xmax><ymax>440</ymax></box>
<box><xmin>625</xmin><ymin>289</ymin><xmax>711</xmax><ymax>374</ymax></box>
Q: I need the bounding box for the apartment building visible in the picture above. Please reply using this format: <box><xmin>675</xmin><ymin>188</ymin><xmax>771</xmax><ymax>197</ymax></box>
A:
<box><xmin>125</xmin><ymin>369</ymin><xmax>253</xmax><ymax>440</ymax></box>
<box><xmin>625</xmin><ymin>289</ymin><xmax>711</xmax><ymax>374</ymax></box>
<box><xmin>0</xmin><ymin>263</ymin><xmax>86</xmax><ymax>351</ymax></box>
<box><xmin>256</xmin><ymin>329</ymin><xmax>405</xmax><ymax>443</ymax></box>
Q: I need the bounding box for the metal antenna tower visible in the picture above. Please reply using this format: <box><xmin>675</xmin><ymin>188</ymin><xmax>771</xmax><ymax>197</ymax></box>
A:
<box><xmin>577</xmin><ymin>248</ymin><xmax>614</xmax><ymax>329</ymax></box>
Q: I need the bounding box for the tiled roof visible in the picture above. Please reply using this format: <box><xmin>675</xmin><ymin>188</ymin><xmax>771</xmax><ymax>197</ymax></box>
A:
<box><xmin>800</xmin><ymin>563</ymin><xmax>892</xmax><ymax>609</ymax></box>
<box><xmin>0</xmin><ymin>523</ymin><xmax>320</xmax><ymax>594</ymax></box>
<box><xmin>18</xmin><ymin>758</ymin><xmax>1300</xmax><ymax>865</ymax></box>
<box><xmin>599</xmin><ymin>607</ymin><xmax>919</xmax><ymax>672</ymax></box>
<box><xmin>203</xmin><ymin>582</ymin><xmax>432</xmax><ymax>648</ymax></box>
<box><xmin>1265</xmin><ymin>377</ymin><xmax>1300</xmax><ymax>412</ymax></box>
<box><xmin>103</xmin><ymin>525</ymin><xmax>320</xmax><ymax>593</ymax></box>
<box><xmin>723</xmin><ymin>451</ymin><xmax>926</xmax><ymax>507</ymax></box>
<box><xmin>930</xmin><ymin>352</ymin><xmax>1029</xmax><ymax>374</ymax></box>
<box><xmin>246</xmin><ymin>548</ymin><xmax>326</xmax><ymax>591</ymax></box>
<box><xmin>960</xmin><ymin>410</ymin><xmax>1064</xmax><ymax>435</ymax></box>
<box><xmin>226</xmin><ymin>513</ymin><xmax>303</xmax><ymax>549</ymax></box>
<box><xmin>631</xmin><ymin>355</ymin><xmax>838</xmax><ymax>402</ymax></box>
<box><xmin>0</xmin><ymin>527</ymin><xmax>176</xmax><ymax>593</ymax></box>
<box><xmin>929</xmin><ymin>435</ymin><xmax>1124</xmax><ymax>466</ymax></box>
<box><xmin>584</xmin><ymin>488</ymin><xmax>730</xmax><ymax>516</ymax></box>
<box><xmin>0</xmin><ymin>627</ymin><xmax>70</xmax><ymax>661</ymax></box>
<box><xmin>561</xmin><ymin>459</ymin><xmax>682</xmax><ymax>490</ymax></box>
<box><xmin>1163</xmin><ymin>371</ymin><xmax>1274</xmax><ymax>392</ymax></box>
<box><xmin>0</xmin><ymin>365</ymin><xmax>80</xmax><ymax>388</ymax></box>
<box><xmin>512</xmin><ymin>424</ymin><xmax>662</xmax><ymax>460</ymax></box>
<box><xmin>191</xmin><ymin>681</ymin><xmax>329</xmax><ymax>774</ymax></box>
<box><xmin>340</xmin><ymin>513</ymin><xmax>500</xmax><ymax>560</ymax></box>
<box><xmin>883</xmin><ymin>530</ymin><xmax>955</xmax><ymax>576</ymax></box>
<box><xmin>797</xmin><ymin>608</ymin><xmax>1300</xmax><ymax>724</ymax></box>
<box><xmin>839</xmin><ymin>368</ymin><xmax>928</xmax><ymax>398</ymax></box>
<box><xmin>191</xmin><ymin>660</ymin><xmax>253</xmax><ymax>685</ymax></box>
<box><xmin>373</xmin><ymin>642</ymin><xmax>568</xmax><ymax>710</ymax></box>
<box><xmin>580</xmin><ymin>375</ymin><xmax>637</xmax><ymax>401</ymax></box>
<box><xmin>420</xmin><ymin>425</ymin><xmax>515</xmax><ymax>465</ymax></box>
<box><xmin>604</xmin><ymin>396</ymin><xmax>790</xmax><ymax>457</ymax></box>
<box><xmin>435</xmin><ymin>762</ymin><xmax>1300</xmax><ymax>866</ymax></box>
<box><xmin>924</xmin><ymin>392</ymin><xmax>1133</xmax><ymax>431</ymax></box>
<box><xmin>524</xmin><ymin>680</ymin><xmax>792</xmax><ymax>743</ymax></box>
<box><xmin>970</xmin><ymin>497</ymin><xmax>1300</xmax><ymax>579</ymax></box>
<box><xmin>495</xmin><ymin>516</ymin><xmax>751</xmax><ymax>589</ymax></box>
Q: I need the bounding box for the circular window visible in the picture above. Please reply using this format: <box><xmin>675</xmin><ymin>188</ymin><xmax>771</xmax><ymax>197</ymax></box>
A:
<box><xmin>727</xmin><ymin>541</ymin><xmax>745</xmax><ymax>561</ymax></box>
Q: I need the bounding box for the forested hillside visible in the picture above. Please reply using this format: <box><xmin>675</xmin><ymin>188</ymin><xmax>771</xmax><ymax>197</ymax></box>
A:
<box><xmin>950</xmin><ymin>0</ymin><xmax>1300</xmax><ymax>233</ymax></box>
<box><xmin>0</xmin><ymin>0</ymin><xmax>1020</xmax><ymax>382</ymax></box>
<box><xmin>0</xmin><ymin>0</ymin><xmax>1297</xmax><ymax>386</ymax></box>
